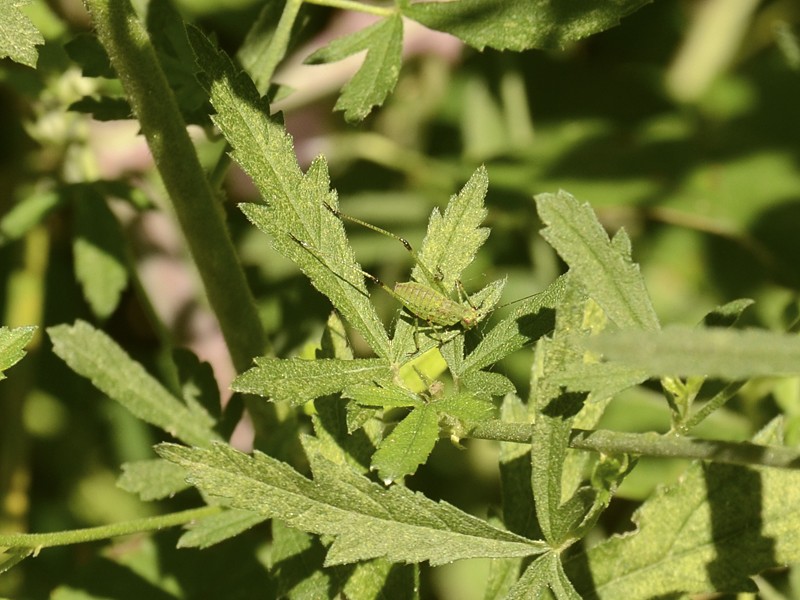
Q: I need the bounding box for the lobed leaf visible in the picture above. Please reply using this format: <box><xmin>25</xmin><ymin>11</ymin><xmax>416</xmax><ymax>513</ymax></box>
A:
<box><xmin>590</xmin><ymin>326</ymin><xmax>800</xmax><ymax>379</ymax></box>
<box><xmin>565</xmin><ymin>461</ymin><xmax>800</xmax><ymax>597</ymax></box>
<box><xmin>117</xmin><ymin>459</ymin><xmax>190</xmax><ymax>501</ymax></box>
<box><xmin>536</xmin><ymin>191</ymin><xmax>659</xmax><ymax>331</ymax></box>
<box><xmin>178</xmin><ymin>509</ymin><xmax>267</xmax><ymax>549</ymax></box>
<box><xmin>403</xmin><ymin>0</ymin><xmax>651</xmax><ymax>51</ymax></box>
<box><xmin>232</xmin><ymin>357</ymin><xmax>391</xmax><ymax>406</ymax></box>
<box><xmin>371</xmin><ymin>405</ymin><xmax>439</xmax><ymax>482</ymax></box>
<box><xmin>461</xmin><ymin>274</ymin><xmax>567</xmax><ymax>374</ymax></box>
<box><xmin>306</xmin><ymin>15</ymin><xmax>403</xmax><ymax>122</ymax></box>
<box><xmin>48</xmin><ymin>321</ymin><xmax>219</xmax><ymax>447</ymax></box>
<box><xmin>0</xmin><ymin>0</ymin><xmax>44</xmax><ymax>67</ymax></box>
<box><xmin>414</xmin><ymin>166</ymin><xmax>490</xmax><ymax>292</ymax></box>
<box><xmin>187</xmin><ymin>27</ymin><xmax>390</xmax><ymax>358</ymax></box>
<box><xmin>0</xmin><ymin>325</ymin><xmax>36</xmax><ymax>381</ymax></box>
<box><xmin>158</xmin><ymin>442</ymin><xmax>547</xmax><ymax>566</ymax></box>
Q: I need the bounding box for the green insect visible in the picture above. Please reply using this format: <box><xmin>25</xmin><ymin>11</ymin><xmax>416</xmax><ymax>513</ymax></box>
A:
<box><xmin>321</xmin><ymin>203</ymin><xmax>493</xmax><ymax>331</ymax></box>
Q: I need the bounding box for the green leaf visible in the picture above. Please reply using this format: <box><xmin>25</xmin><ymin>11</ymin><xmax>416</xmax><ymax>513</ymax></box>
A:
<box><xmin>306</xmin><ymin>15</ymin><xmax>403</xmax><ymax>122</ymax></box>
<box><xmin>703</xmin><ymin>298</ymin><xmax>754</xmax><ymax>328</ymax></box>
<box><xmin>371</xmin><ymin>405</ymin><xmax>439</xmax><ymax>482</ymax></box>
<box><xmin>270</xmin><ymin>518</ymin><xmax>342</xmax><ymax>599</ymax></box>
<box><xmin>64</xmin><ymin>32</ymin><xmax>115</xmax><ymax>77</ymax></box>
<box><xmin>591</xmin><ymin>326</ymin><xmax>800</xmax><ymax>379</ymax></box>
<box><xmin>0</xmin><ymin>547</ymin><xmax>32</xmax><ymax>574</ymax></box>
<box><xmin>185</xmin><ymin>28</ymin><xmax>390</xmax><ymax>358</ymax></box>
<box><xmin>344</xmin><ymin>382</ymin><xmax>423</xmax><ymax>408</ymax></box>
<box><xmin>48</xmin><ymin>321</ymin><xmax>220</xmax><ymax>447</ymax></box>
<box><xmin>415</xmin><ymin>166</ymin><xmax>490</xmax><ymax>293</ymax></box>
<box><xmin>535</xmin><ymin>191</ymin><xmax>660</xmax><ymax>331</ymax></box>
<box><xmin>158</xmin><ymin>442</ymin><xmax>547</xmax><ymax>566</ymax></box>
<box><xmin>565</xmin><ymin>461</ymin><xmax>800</xmax><ymax>597</ymax></box>
<box><xmin>232</xmin><ymin>357</ymin><xmax>391</xmax><ymax>406</ymax></box>
<box><xmin>177</xmin><ymin>509</ymin><xmax>267</xmax><ymax>549</ymax></box>
<box><xmin>505</xmin><ymin>551</ymin><xmax>582</xmax><ymax>598</ymax></box>
<box><xmin>403</xmin><ymin>0</ymin><xmax>651</xmax><ymax>51</ymax></box>
<box><xmin>0</xmin><ymin>325</ymin><xmax>35</xmax><ymax>381</ymax></box>
<box><xmin>0</xmin><ymin>0</ymin><xmax>44</xmax><ymax>67</ymax></box>
<box><xmin>73</xmin><ymin>191</ymin><xmax>129</xmax><ymax>319</ymax></box>
<box><xmin>117</xmin><ymin>459</ymin><xmax>190</xmax><ymax>501</ymax></box>
<box><xmin>462</xmin><ymin>274</ymin><xmax>567</xmax><ymax>374</ymax></box>
<box><xmin>0</xmin><ymin>190</ymin><xmax>61</xmax><ymax>246</ymax></box>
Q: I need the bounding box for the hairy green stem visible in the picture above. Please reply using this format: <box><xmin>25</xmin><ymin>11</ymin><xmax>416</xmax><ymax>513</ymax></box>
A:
<box><xmin>83</xmin><ymin>0</ymin><xmax>267</xmax><ymax>372</ymax></box>
<box><xmin>0</xmin><ymin>506</ymin><xmax>220</xmax><ymax>549</ymax></box>
<box><xmin>469</xmin><ymin>422</ymin><xmax>800</xmax><ymax>470</ymax></box>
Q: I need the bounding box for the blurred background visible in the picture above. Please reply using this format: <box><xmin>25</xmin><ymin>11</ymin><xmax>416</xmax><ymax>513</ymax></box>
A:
<box><xmin>1</xmin><ymin>0</ymin><xmax>800</xmax><ymax>597</ymax></box>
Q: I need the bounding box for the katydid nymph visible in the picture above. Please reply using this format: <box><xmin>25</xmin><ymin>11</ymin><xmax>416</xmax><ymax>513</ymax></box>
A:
<box><xmin>320</xmin><ymin>202</ymin><xmax>497</xmax><ymax>332</ymax></box>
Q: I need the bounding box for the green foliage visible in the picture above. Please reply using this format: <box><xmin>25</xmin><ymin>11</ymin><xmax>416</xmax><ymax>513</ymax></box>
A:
<box><xmin>0</xmin><ymin>326</ymin><xmax>36</xmax><ymax>380</ymax></box>
<box><xmin>0</xmin><ymin>0</ymin><xmax>43</xmax><ymax>67</ymax></box>
<box><xmin>403</xmin><ymin>0</ymin><xmax>652</xmax><ymax>51</ymax></box>
<box><xmin>3</xmin><ymin>0</ymin><xmax>800</xmax><ymax>598</ymax></box>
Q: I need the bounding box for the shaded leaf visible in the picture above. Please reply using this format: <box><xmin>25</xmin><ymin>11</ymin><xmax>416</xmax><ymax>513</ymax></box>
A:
<box><xmin>48</xmin><ymin>321</ymin><xmax>219</xmax><ymax>447</ymax></box>
<box><xmin>462</xmin><ymin>274</ymin><xmax>567</xmax><ymax>374</ymax></box>
<box><xmin>565</xmin><ymin>461</ymin><xmax>800</xmax><ymax>597</ymax></box>
<box><xmin>73</xmin><ymin>192</ymin><xmax>129</xmax><ymax>319</ymax></box>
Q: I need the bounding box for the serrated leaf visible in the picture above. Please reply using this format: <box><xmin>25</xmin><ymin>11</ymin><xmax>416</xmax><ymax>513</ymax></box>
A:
<box><xmin>117</xmin><ymin>459</ymin><xmax>190</xmax><ymax>501</ymax></box>
<box><xmin>462</xmin><ymin>274</ymin><xmax>567</xmax><ymax>374</ymax></box>
<box><xmin>505</xmin><ymin>551</ymin><xmax>582</xmax><ymax>599</ymax></box>
<box><xmin>271</xmin><ymin>518</ymin><xmax>341</xmax><ymax>599</ymax></box>
<box><xmin>536</xmin><ymin>191</ymin><xmax>659</xmax><ymax>331</ymax></box>
<box><xmin>232</xmin><ymin>357</ymin><xmax>391</xmax><ymax>406</ymax></box>
<box><xmin>415</xmin><ymin>166</ymin><xmax>490</xmax><ymax>292</ymax></box>
<box><xmin>73</xmin><ymin>192</ymin><xmax>129</xmax><ymax>319</ymax></box>
<box><xmin>590</xmin><ymin>326</ymin><xmax>800</xmax><ymax>379</ymax></box>
<box><xmin>344</xmin><ymin>382</ymin><xmax>423</xmax><ymax>408</ymax></box>
<box><xmin>403</xmin><ymin>0</ymin><xmax>650</xmax><ymax>51</ymax></box>
<box><xmin>565</xmin><ymin>461</ymin><xmax>800</xmax><ymax>597</ymax></box>
<box><xmin>178</xmin><ymin>509</ymin><xmax>267</xmax><ymax>549</ymax></box>
<box><xmin>158</xmin><ymin>442</ymin><xmax>546</xmax><ymax>566</ymax></box>
<box><xmin>554</xmin><ymin>362</ymin><xmax>648</xmax><ymax>401</ymax></box>
<box><xmin>185</xmin><ymin>28</ymin><xmax>390</xmax><ymax>358</ymax></box>
<box><xmin>372</xmin><ymin>405</ymin><xmax>439</xmax><ymax>481</ymax></box>
<box><xmin>48</xmin><ymin>321</ymin><xmax>219</xmax><ymax>447</ymax></box>
<box><xmin>0</xmin><ymin>325</ymin><xmax>35</xmax><ymax>381</ymax></box>
<box><xmin>306</xmin><ymin>15</ymin><xmax>403</xmax><ymax>122</ymax></box>
<box><xmin>0</xmin><ymin>0</ymin><xmax>44</xmax><ymax>67</ymax></box>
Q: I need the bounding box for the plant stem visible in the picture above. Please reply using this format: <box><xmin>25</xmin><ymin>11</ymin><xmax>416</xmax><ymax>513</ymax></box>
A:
<box><xmin>0</xmin><ymin>506</ymin><xmax>220</xmax><ymax>549</ymax></box>
<box><xmin>83</xmin><ymin>0</ymin><xmax>268</xmax><ymax>373</ymax></box>
<box><xmin>303</xmin><ymin>0</ymin><xmax>395</xmax><ymax>17</ymax></box>
<box><xmin>468</xmin><ymin>422</ymin><xmax>800</xmax><ymax>470</ymax></box>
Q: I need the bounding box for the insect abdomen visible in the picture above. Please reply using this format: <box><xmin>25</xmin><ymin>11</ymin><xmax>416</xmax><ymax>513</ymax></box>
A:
<box><xmin>394</xmin><ymin>282</ymin><xmax>464</xmax><ymax>326</ymax></box>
